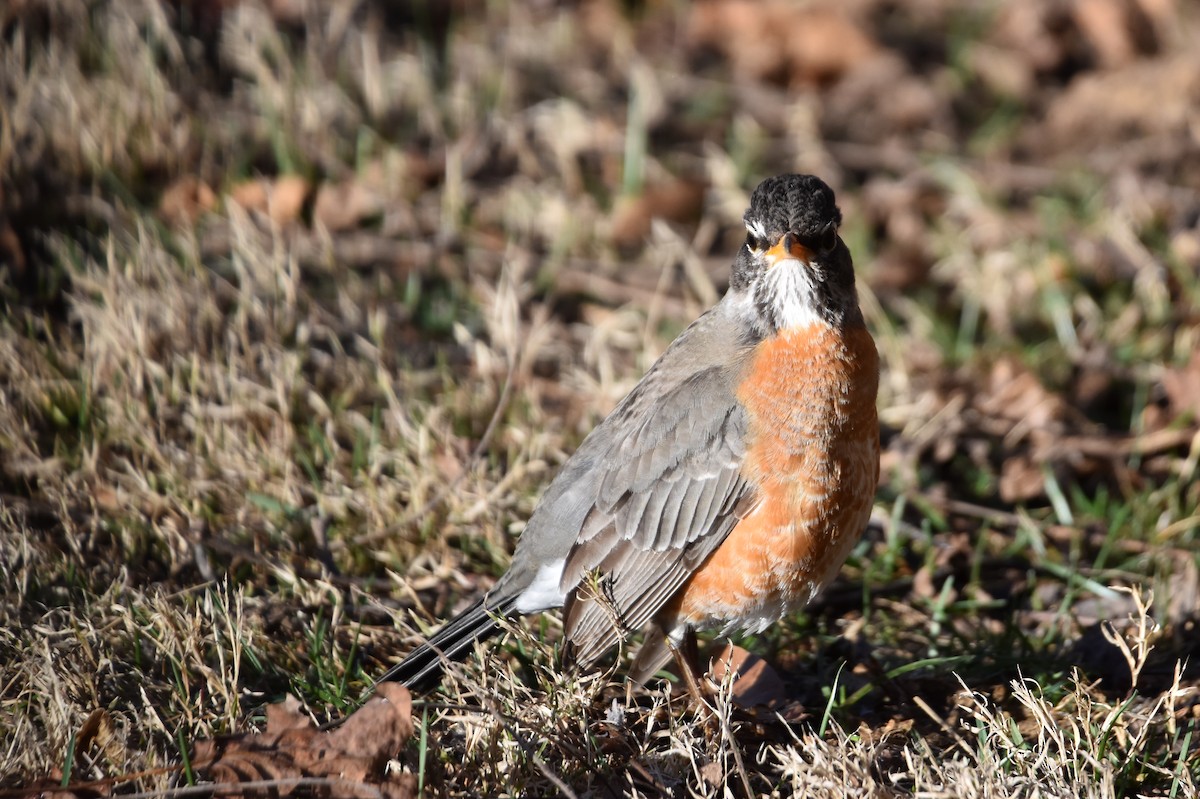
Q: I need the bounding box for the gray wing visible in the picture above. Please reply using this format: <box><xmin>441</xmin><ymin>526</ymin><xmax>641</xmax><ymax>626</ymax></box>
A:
<box><xmin>500</xmin><ymin>307</ymin><xmax>761</xmax><ymax>667</ymax></box>
<box><xmin>561</xmin><ymin>370</ymin><xmax>758</xmax><ymax>666</ymax></box>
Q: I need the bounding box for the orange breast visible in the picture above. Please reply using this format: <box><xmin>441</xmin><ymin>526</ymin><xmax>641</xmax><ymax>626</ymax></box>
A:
<box><xmin>671</xmin><ymin>322</ymin><xmax>879</xmax><ymax>634</ymax></box>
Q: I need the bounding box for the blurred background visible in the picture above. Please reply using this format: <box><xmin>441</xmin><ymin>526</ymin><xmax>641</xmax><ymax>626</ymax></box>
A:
<box><xmin>2</xmin><ymin>0</ymin><xmax>1198</xmax><ymax>794</ymax></box>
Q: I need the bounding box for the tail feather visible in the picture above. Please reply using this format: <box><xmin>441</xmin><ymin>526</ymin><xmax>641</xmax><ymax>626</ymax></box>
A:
<box><xmin>378</xmin><ymin>597</ymin><xmax>514</xmax><ymax>691</ymax></box>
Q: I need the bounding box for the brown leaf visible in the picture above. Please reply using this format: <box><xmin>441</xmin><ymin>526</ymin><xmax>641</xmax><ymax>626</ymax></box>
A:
<box><xmin>264</xmin><ymin>694</ymin><xmax>314</xmax><ymax>734</ymax></box>
<box><xmin>1073</xmin><ymin>0</ymin><xmax>1160</xmax><ymax>69</ymax></box>
<box><xmin>999</xmin><ymin>454</ymin><xmax>1046</xmax><ymax>503</ymax></box>
<box><xmin>328</xmin><ymin>682</ymin><xmax>415</xmax><ymax>772</ymax></box>
<box><xmin>860</xmin><ymin>177</ymin><xmax>944</xmax><ymax>291</ymax></box>
<box><xmin>989</xmin><ymin>1</ymin><xmax>1075</xmax><ymax>76</ymax></box>
<box><xmin>912</xmin><ymin>564</ymin><xmax>936</xmax><ymax>600</ymax></box>
<box><xmin>433</xmin><ymin>448</ymin><xmax>465</xmax><ymax>482</ymax></box>
<box><xmin>1160</xmin><ymin>348</ymin><xmax>1200</xmax><ymax>422</ymax></box>
<box><xmin>159</xmin><ymin>176</ymin><xmax>217</xmax><ymax>227</ymax></box>
<box><xmin>609</xmin><ymin>179</ymin><xmax>706</xmax><ymax>249</ymax></box>
<box><xmin>75</xmin><ymin>708</ymin><xmax>121</xmax><ymax>764</ymax></box>
<box><xmin>191</xmin><ymin>686</ymin><xmax>415</xmax><ymax>799</ymax></box>
<box><xmin>822</xmin><ymin>53</ymin><xmax>942</xmax><ymax>143</ymax></box>
<box><xmin>978</xmin><ymin>358</ymin><xmax>1068</xmax><ymax>431</ymax></box>
<box><xmin>698</xmin><ymin>760</ymin><xmax>724</xmax><ymax>787</ymax></box>
<box><xmin>1038</xmin><ymin>52</ymin><xmax>1200</xmax><ymax>154</ymax></box>
<box><xmin>688</xmin><ymin>0</ymin><xmax>877</xmax><ymax>87</ymax></box>
<box><xmin>227</xmin><ymin>179</ymin><xmax>269</xmax><ymax>213</ymax></box>
<box><xmin>855</xmin><ymin>717</ymin><xmax>914</xmax><ymax>745</ymax></box>
<box><xmin>92</xmin><ymin>484</ymin><xmax>122</xmax><ymax>513</ymax></box>
<box><xmin>709</xmin><ymin>642</ymin><xmax>788</xmax><ymax>708</ymax></box>
<box><xmin>779</xmin><ymin>6</ymin><xmax>879</xmax><ymax>88</ymax></box>
<box><xmin>688</xmin><ymin>0</ymin><xmax>787</xmax><ymax>84</ymax></box>
<box><xmin>76</xmin><ymin>708</ymin><xmax>109</xmax><ymax>751</ymax></box>
<box><xmin>228</xmin><ymin>175</ymin><xmax>311</xmax><ymax>226</ymax></box>
<box><xmin>1171</xmin><ymin>229</ymin><xmax>1200</xmax><ymax>272</ymax></box>
<box><xmin>966</xmin><ymin>43</ymin><xmax>1035</xmax><ymax>99</ymax></box>
<box><xmin>1164</xmin><ymin>556</ymin><xmax>1200</xmax><ymax>628</ymax></box>
<box><xmin>312</xmin><ymin>179</ymin><xmax>386</xmax><ymax>233</ymax></box>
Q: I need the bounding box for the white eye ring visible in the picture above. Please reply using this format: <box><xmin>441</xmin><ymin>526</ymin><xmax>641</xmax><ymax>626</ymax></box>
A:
<box><xmin>744</xmin><ymin>221</ymin><xmax>767</xmax><ymax>253</ymax></box>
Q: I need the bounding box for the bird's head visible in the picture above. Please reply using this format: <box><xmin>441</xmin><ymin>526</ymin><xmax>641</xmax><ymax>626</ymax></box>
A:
<box><xmin>730</xmin><ymin>174</ymin><xmax>861</xmax><ymax>334</ymax></box>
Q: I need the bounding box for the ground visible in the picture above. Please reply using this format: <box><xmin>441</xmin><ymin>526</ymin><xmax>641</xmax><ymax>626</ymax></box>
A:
<box><xmin>1</xmin><ymin>1</ymin><xmax>1199</xmax><ymax>797</ymax></box>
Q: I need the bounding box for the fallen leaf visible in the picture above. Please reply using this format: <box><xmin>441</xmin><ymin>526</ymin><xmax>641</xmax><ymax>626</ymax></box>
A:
<box><xmin>978</xmin><ymin>358</ymin><xmax>1068</xmax><ymax>430</ymax></box>
<box><xmin>263</xmin><ymin>694</ymin><xmax>314</xmax><ymax>734</ymax></box>
<box><xmin>1160</xmin><ymin>348</ymin><xmax>1200</xmax><ymax>422</ymax></box>
<box><xmin>699</xmin><ymin>760</ymin><xmax>724</xmax><ymax>787</ymax></box>
<box><xmin>1164</xmin><ymin>556</ymin><xmax>1199</xmax><ymax>627</ymax></box>
<box><xmin>609</xmin><ymin>179</ymin><xmax>706</xmax><ymax>249</ymax></box>
<box><xmin>859</xmin><ymin>177</ymin><xmax>945</xmax><ymax>291</ymax></box>
<box><xmin>855</xmin><ymin>717</ymin><xmax>914</xmax><ymax>745</ymax></box>
<box><xmin>999</xmin><ymin>453</ymin><xmax>1046</xmax><ymax>503</ymax></box>
<box><xmin>328</xmin><ymin>684</ymin><xmax>415</xmax><ymax>764</ymax></box>
<box><xmin>966</xmin><ymin>43</ymin><xmax>1035</xmax><ymax>99</ymax></box>
<box><xmin>1073</xmin><ymin>0</ymin><xmax>1159</xmax><ymax>69</ymax></box>
<box><xmin>709</xmin><ymin>642</ymin><xmax>788</xmax><ymax>708</ymax></box>
<box><xmin>191</xmin><ymin>684</ymin><xmax>415</xmax><ymax>799</ymax></box>
<box><xmin>75</xmin><ymin>707</ymin><xmax>121</xmax><ymax>764</ymax></box>
<box><xmin>912</xmin><ymin>564</ymin><xmax>936</xmax><ymax>600</ymax></box>
<box><xmin>228</xmin><ymin>179</ymin><xmax>269</xmax><ymax>213</ymax></box>
<box><xmin>1171</xmin><ymin>229</ymin><xmax>1200</xmax><ymax>271</ymax></box>
<box><xmin>779</xmin><ymin>6</ymin><xmax>879</xmax><ymax>88</ymax></box>
<box><xmin>989</xmin><ymin>0</ymin><xmax>1076</xmax><ymax>76</ymax></box>
<box><xmin>688</xmin><ymin>0</ymin><xmax>877</xmax><ymax>87</ymax></box>
<box><xmin>1038</xmin><ymin>52</ymin><xmax>1200</xmax><ymax>154</ymax></box>
<box><xmin>159</xmin><ymin>175</ymin><xmax>217</xmax><ymax>227</ymax></box>
<box><xmin>228</xmin><ymin>175</ymin><xmax>311</xmax><ymax>226</ymax></box>
<box><xmin>822</xmin><ymin>53</ymin><xmax>942</xmax><ymax>143</ymax></box>
<box><xmin>312</xmin><ymin>179</ymin><xmax>386</xmax><ymax>232</ymax></box>
<box><xmin>434</xmin><ymin>447</ymin><xmax>465</xmax><ymax>482</ymax></box>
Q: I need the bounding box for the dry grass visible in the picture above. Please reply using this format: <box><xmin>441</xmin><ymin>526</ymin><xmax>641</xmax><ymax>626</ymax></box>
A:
<box><xmin>2</xmin><ymin>0</ymin><xmax>1199</xmax><ymax>796</ymax></box>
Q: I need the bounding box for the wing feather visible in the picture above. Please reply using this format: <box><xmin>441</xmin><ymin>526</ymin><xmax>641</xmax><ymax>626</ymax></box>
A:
<box><xmin>499</xmin><ymin>308</ymin><xmax>762</xmax><ymax>667</ymax></box>
<box><xmin>562</xmin><ymin>398</ymin><xmax>756</xmax><ymax>666</ymax></box>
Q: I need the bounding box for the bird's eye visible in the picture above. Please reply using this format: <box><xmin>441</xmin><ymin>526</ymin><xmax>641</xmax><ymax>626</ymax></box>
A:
<box><xmin>745</xmin><ymin>233</ymin><xmax>763</xmax><ymax>252</ymax></box>
<box><xmin>818</xmin><ymin>224</ymin><xmax>838</xmax><ymax>254</ymax></box>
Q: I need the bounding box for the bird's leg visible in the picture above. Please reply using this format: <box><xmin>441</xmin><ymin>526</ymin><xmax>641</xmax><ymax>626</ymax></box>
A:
<box><xmin>666</xmin><ymin>628</ymin><xmax>712</xmax><ymax>709</ymax></box>
<box><xmin>667</xmin><ymin>631</ymin><xmax>756</xmax><ymax>798</ymax></box>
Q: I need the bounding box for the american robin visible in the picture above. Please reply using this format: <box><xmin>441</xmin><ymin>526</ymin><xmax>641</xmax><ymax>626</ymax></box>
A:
<box><xmin>381</xmin><ymin>174</ymin><xmax>879</xmax><ymax>691</ymax></box>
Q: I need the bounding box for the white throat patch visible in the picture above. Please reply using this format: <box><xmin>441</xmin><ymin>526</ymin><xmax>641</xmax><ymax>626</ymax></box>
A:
<box><xmin>760</xmin><ymin>260</ymin><xmax>823</xmax><ymax>330</ymax></box>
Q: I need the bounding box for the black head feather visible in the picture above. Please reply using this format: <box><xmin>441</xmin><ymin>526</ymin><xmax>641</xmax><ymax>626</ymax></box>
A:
<box><xmin>728</xmin><ymin>174</ymin><xmax>861</xmax><ymax>331</ymax></box>
<box><xmin>744</xmin><ymin>174</ymin><xmax>842</xmax><ymax>243</ymax></box>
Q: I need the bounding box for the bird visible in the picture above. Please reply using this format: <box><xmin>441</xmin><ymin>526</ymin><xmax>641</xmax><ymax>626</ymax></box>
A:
<box><xmin>381</xmin><ymin>174</ymin><xmax>880</xmax><ymax>693</ymax></box>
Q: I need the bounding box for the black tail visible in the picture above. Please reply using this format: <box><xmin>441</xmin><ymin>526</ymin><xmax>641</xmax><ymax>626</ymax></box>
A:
<box><xmin>377</xmin><ymin>597</ymin><xmax>515</xmax><ymax>691</ymax></box>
